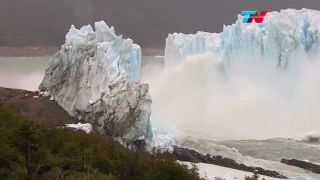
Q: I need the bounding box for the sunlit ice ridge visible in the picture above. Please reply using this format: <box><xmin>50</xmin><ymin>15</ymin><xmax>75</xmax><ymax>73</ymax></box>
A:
<box><xmin>145</xmin><ymin>8</ymin><xmax>320</xmax><ymax>143</ymax></box>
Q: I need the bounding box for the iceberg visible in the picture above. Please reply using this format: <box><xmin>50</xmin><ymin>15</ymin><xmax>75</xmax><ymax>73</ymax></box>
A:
<box><xmin>165</xmin><ymin>9</ymin><xmax>320</xmax><ymax>67</ymax></box>
<box><xmin>39</xmin><ymin>21</ymin><xmax>152</xmax><ymax>143</ymax></box>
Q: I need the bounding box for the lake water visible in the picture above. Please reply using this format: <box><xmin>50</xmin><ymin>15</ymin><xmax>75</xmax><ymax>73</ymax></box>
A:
<box><xmin>0</xmin><ymin>56</ymin><xmax>164</xmax><ymax>91</ymax></box>
<box><xmin>0</xmin><ymin>56</ymin><xmax>50</xmax><ymax>91</ymax></box>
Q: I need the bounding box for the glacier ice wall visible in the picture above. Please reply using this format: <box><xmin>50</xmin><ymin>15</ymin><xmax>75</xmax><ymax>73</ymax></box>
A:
<box><xmin>165</xmin><ymin>32</ymin><xmax>221</xmax><ymax>65</ymax></box>
<box><xmin>165</xmin><ymin>9</ymin><xmax>320</xmax><ymax>67</ymax></box>
<box><xmin>148</xmin><ymin>8</ymin><xmax>320</xmax><ymax>144</ymax></box>
<box><xmin>40</xmin><ymin>21</ymin><xmax>152</xmax><ymax>142</ymax></box>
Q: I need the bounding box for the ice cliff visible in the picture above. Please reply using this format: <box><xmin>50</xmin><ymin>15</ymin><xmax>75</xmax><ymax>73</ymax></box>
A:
<box><xmin>39</xmin><ymin>21</ymin><xmax>152</xmax><ymax>143</ymax></box>
<box><xmin>165</xmin><ymin>9</ymin><xmax>320</xmax><ymax>67</ymax></box>
<box><xmin>165</xmin><ymin>32</ymin><xmax>221</xmax><ymax>65</ymax></box>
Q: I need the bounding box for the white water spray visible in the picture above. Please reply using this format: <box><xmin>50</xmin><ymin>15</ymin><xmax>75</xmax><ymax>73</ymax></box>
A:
<box><xmin>142</xmin><ymin>53</ymin><xmax>320</xmax><ymax>140</ymax></box>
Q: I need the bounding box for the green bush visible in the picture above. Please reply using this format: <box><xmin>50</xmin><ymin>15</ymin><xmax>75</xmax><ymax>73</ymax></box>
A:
<box><xmin>0</xmin><ymin>103</ymin><xmax>200</xmax><ymax>180</ymax></box>
<box><xmin>244</xmin><ymin>171</ymin><xmax>266</xmax><ymax>180</ymax></box>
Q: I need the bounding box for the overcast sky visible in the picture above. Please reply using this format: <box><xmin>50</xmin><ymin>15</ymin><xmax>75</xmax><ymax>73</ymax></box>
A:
<box><xmin>0</xmin><ymin>0</ymin><xmax>319</xmax><ymax>47</ymax></box>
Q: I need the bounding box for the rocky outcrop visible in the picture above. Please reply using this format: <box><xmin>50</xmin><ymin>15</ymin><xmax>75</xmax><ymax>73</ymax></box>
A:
<box><xmin>39</xmin><ymin>21</ymin><xmax>152</xmax><ymax>142</ymax></box>
<box><xmin>173</xmin><ymin>146</ymin><xmax>287</xmax><ymax>179</ymax></box>
<box><xmin>281</xmin><ymin>159</ymin><xmax>320</xmax><ymax>174</ymax></box>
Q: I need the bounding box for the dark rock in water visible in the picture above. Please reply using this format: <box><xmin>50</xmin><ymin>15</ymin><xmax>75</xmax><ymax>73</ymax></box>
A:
<box><xmin>281</xmin><ymin>159</ymin><xmax>320</xmax><ymax>174</ymax></box>
<box><xmin>173</xmin><ymin>146</ymin><xmax>287</xmax><ymax>179</ymax></box>
<box><xmin>305</xmin><ymin>136</ymin><xmax>320</xmax><ymax>143</ymax></box>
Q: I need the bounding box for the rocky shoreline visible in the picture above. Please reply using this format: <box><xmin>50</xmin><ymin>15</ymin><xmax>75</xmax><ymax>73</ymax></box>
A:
<box><xmin>281</xmin><ymin>159</ymin><xmax>320</xmax><ymax>174</ymax></box>
<box><xmin>173</xmin><ymin>146</ymin><xmax>287</xmax><ymax>179</ymax></box>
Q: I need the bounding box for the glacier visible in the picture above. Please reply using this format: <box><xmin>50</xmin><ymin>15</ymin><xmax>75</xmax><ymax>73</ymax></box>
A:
<box><xmin>165</xmin><ymin>9</ymin><xmax>320</xmax><ymax>67</ymax></box>
<box><xmin>165</xmin><ymin>32</ymin><xmax>221</xmax><ymax>65</ymax></box>
<box><xmin>39</xmin><ymin>21</ymin><xmax>152</xmax><ymax>143</ymax></box>
<box><xmin>149</xmin><ymin>8</ymin><xmax>320</xmax><ymax>179</ymax></box>
<box><xmin>154</xmin><ymin>8</ymin><xmax>320</xmax><ymax>148</ymax></box>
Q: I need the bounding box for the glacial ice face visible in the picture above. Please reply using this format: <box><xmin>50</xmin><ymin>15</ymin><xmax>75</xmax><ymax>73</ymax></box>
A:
<box><xmin>39</xmin><ymin>21</ymin><xmax>152</xmax><ymax>142</ymax></box>
<box><xmin>165</xmin><ymin>32</ymin><xmax>221</xmax><ymax>65</ymax></box>
<box><xmin>165</xmin><ymin>9</ymin><xmax>320</xmax><ymax>67</ymax></box>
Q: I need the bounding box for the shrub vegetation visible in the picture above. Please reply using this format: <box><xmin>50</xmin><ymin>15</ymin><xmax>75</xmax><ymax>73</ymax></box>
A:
<box><xmin>0</xmin><ymin>103</ymin><xmax>200</xmax><ymax>180</ymax></box>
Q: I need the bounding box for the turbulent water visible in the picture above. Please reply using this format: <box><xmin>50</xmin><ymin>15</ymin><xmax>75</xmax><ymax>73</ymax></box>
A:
<box><xmin>143</xmin><ymin>54</ymin><xmax>320</xmax><ymax>140</ymax></box>
<box><xmin>141</xmin><ymin>53</ymin><xmax>320</xmax><ymax>179</ymax></box>
<box><xmin>181</xmin><ymin>137</ymin><xmax>320</xmax><ymax>179</ymax></box>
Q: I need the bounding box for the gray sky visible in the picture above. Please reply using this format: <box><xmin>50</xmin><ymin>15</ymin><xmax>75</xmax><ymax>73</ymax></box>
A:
<box><xmin>0</xmin><ymin>0</ymin><xmax>319</xmax><ymax>48</ymax></box>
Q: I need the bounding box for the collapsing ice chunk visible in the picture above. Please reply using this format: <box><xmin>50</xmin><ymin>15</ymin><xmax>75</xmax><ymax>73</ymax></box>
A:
<box><xmin>40</xmin><ymin>21</ymin><xmax>152</xmax><ymax>143</ymax></box>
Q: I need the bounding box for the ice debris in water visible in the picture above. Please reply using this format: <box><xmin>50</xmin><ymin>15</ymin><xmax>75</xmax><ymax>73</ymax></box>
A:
<box><xmin>151</xmin><ymin>121</ymin><xmax>178</xmax><ymax>149</ymax></box>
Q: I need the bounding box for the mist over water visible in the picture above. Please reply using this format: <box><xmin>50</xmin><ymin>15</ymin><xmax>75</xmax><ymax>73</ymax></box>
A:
<box><xmin>2</xmin><ymin>55</ymin><xmax>320</xmax><ymax>140</ymax></box>
<box><xmin>142</xmin><ymin>54</ymin><xmax>320</xmax><ymax>140</ymax></box>
<box><xmin>0</xmin><ymin>57</ymin><xmax>49</xmax><ymax>91</ymax></box>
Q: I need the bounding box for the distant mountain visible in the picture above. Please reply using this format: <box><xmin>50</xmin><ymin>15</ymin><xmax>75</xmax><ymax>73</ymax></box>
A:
<box><xmin>0</xmin><ymin>0</ymin><xmax>319</xmax><ymax>48</ymax></box>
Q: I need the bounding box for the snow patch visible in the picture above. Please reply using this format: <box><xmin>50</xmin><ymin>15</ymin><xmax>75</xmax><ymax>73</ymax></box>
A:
<box><xmin>180</xmin><ymin>161</ymin><xmax>279</xmax><ymax>180</ymax></box>
<box><xmin>66</xmin><ymin>123</ymin><xmax>93</xmax><ymax>134</ymax></box>
<box><xmin>39</xmin><ymin>91</ymin><xmax>50</xmax><ymax>97</ymax></box>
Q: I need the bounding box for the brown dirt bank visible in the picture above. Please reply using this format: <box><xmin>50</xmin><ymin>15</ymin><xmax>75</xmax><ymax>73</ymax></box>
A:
<box><xmin>0</xmin><ymin>87</ymin><xmax>78</xmax><ymax>126</ymax></box>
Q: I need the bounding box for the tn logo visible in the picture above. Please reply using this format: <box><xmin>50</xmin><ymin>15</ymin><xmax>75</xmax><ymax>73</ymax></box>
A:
<box><xmin>241</xmin><ymin>11</ymin><xmax>267</xmax><ymax>23</ymax></box>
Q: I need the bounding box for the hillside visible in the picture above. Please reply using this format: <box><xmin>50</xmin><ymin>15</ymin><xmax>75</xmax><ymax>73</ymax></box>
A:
<box><xmin>0</xmin><ymin>87</ymin><xmax>78</xmax><ymax>126</ymax></box>
<box><xmin>0</xmin><ymin>87</ymin><xmax>201</xmax><ymax>179</ymax></box>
